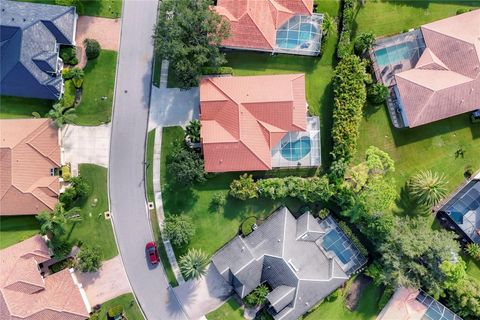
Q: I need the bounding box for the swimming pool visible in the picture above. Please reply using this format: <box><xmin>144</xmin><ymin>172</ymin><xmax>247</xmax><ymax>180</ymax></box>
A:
<box><xmin>374</xmin><ymin>42</ymin><xmax>413</xmax><ymax>67</ymax></box>
<box><xmin>276</xmin><ymin>23</ymin><xmax>317</xmax><ymax>49</ymax></box>
<box><xmin>280</xmin><ymin>136</ymin><xmax>311</xmax><ymax>161</ymax></box>
<box><xmin>321</xmin><ymin>229</ymin><xmax>354</xmax><ymax>264</ymax></box>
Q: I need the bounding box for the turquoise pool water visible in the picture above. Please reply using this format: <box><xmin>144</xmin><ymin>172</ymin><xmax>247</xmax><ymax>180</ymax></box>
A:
<box><xmin>321</xmin><ymin>229</ymin><xmax>353</xmax><ymax>264</ymax></box>
<box><xmin>374</xmin><ymin>42</ymin><xmax>412</xmax><ymax>67</ymax></box>
<box><xmin>276</xmin><ymin>23</ymin><xmax>317</xmax><ymax>49</ymax></box>
<box><xmin>280</xmin><ymin>136</ymin><xmax>311</xmax><ymax>161</ymax></box>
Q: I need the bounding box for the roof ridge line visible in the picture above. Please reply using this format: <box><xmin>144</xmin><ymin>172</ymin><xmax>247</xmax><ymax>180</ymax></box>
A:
<box><xmin>30</xmin><ymin>187</ymin><xmax>57</xmax><ymax>210</ymax></box>
<box><xmin>243</xmin><ymin>11</ymin><xmax>275</xmax><ymax>49</ymax></box>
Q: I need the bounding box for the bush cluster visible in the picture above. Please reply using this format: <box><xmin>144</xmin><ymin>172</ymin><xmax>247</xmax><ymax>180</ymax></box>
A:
<box><xmin>60</xmin><ymin>176</ymin><xmax>91</xmax><ymax>209</ymax></box>
<box><xmin>60</xmin><ymin>46</ymin><xmax>78</xmax><ymax>65</ymax></box>
<box><xmin>336</xmin><ymin>0</ymin><xmax>356</xmax><ymax>59</ymax></box>
<box><xmin>201</xmin><ymin>66</ymin><xmax>233</xmax><ymax>75</ymax></box>
<box><xmin>336</xmin><ymin>220</ymin><xmax>369</xmax><ymax>257</ymax></box>
<box><xmin>330</xmin><ymin>55</ymin><xmax>368</xmax><ymax>174</ymax></box>
<box><xmin>61</xmin><ymin>80</ymin><xmax>77</xmax><ymax>108</ymax></box>
<box><xmin>367</xmin><ymin>83</ymin><xmax>389</xmax><ymax>104</ymax></box>
<box><xmin>241</xmin><ymin>217</ymin><xmax>257</xmax><ymax>236</ymax></box>
<box><xmin>167</xmin><ymin>142</ymin><xmax>206</xmax><ymax>186</ymax></box>
<box><xmin>256</xmin><ymin>176</ymin><xmax>333</xmax><ymax>203</ymax></box>
<box><xmin>84</xmin><ymin>38</ymin><xmax>101</xmax><ymax>60</ymax></box>
<box><xmin>244</xmin><ymin>284</ymin><xmax>270</xmax><ymax>307</ymax></box>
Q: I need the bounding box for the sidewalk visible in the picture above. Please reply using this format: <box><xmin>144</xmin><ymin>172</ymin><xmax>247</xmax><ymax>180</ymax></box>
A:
<box><xmin>153</xmin><ymin>128</ymin><xmax>185</xmax><ymax>285</ymax></box>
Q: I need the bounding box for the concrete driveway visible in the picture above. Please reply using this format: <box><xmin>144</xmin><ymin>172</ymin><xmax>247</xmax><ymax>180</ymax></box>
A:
<box><xmin>148</xmin><ymin>86</ymin><xmax>199</xmax><ymax>130</ymax></box>
<box><xmin>75</xmin><ymin>16</ymin><xmax>121</xmax><ymax>67</ymax></box>
<box><xmin>61</xmin><ymin>124</ymin><xmax>110</xmax><ymax>175</ymax></box>
<box><xmin>76</xmin><ymin>256</ymin><xmax>131</xmax><ymax>306</ymax></box>
<box><xmin>173</xmin><ymin>264</ymin><xmax>232</xmax><ymax>320</ymax></box>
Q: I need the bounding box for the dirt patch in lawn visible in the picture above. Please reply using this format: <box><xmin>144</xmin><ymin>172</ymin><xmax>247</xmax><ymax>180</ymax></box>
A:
<box><xmin>345</xmin><ymin>274</ymin><xmax>372</xmax><ymax>311</ymax></box>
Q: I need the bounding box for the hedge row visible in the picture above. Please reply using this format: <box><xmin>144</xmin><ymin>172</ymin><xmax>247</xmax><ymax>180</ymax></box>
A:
<box><xmin>256</xmin><ymin>176</ymin><xmax>333</xmax><ymax>203</ymax></box>
<box><xmin>201</xmin><ymin>66</ymin><xmax>233</xmax><ymax>75</ymax></box>
<box><xmin>61</xmin><ymin>80</ymin><xmax>76</xmax><ymax>108</ymax></box>
<box><xmin>337</xmin><ymin>0</ymin><xmax>356</xmax><ymax>59</ymax></box>
<box><xmin>330</xmin><ymin>55</ymin><xmax>368</xmax><ymax>166</ymax></box>
<box><xmin>336</xmin><ymin>220</ymin><xmax>369</xmax><ymax>257</ymax></box>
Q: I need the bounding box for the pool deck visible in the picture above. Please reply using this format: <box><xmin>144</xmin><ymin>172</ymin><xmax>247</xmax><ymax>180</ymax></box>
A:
<box><xmin>271</xmin><ymin>116</ymin><xmax>321</xmax><ymax>168</ymax></box>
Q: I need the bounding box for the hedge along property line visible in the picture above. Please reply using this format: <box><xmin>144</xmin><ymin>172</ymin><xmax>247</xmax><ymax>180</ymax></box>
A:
<box><xmin>256</xmin><ymin>176</ymin><xmax>334</xmax><ymax>203</ymax></box>
<box><xmin>336</xmin><ymin>220</ymin><xmax>369</xmax><ymax>257</ymax></box>
<box><xmin>330</xmin><ymin>55</ymin><xmax>368</xmax><ymax>166</ymax></box>
<box><xmin>337</xmin><ymin>0</ymin><xmax>356</xmax><ymax>59</ymax></box>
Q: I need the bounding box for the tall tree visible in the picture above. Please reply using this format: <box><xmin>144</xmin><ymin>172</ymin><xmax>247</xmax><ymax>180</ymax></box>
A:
<box><xmin>378</xmin><ymin>217</ymin><xmax>460</xmax><ymax>297</ymax></box>
<box><xmin>153</xmin><ymin>0</ymin><xmax>230</xmax><ymax>88</ymax></box>
<box><xmin>36</xmin><ymin>203</ymin><xmax>81</xmax><ymax>239</ymax></box>
<box><xmin>163</xmin><ymin>215</ymin><xmax>195</xmax><ymax>247</ymax></box>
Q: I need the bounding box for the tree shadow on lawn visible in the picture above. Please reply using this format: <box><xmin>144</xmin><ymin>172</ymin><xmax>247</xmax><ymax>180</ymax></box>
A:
<box><xmin>162</xmin><ymin>183</ymin><xmax>199</xmax><ymax>214</ymax></box>
<box><xmin>393</xmin><ymin>184</ymin><xmax>430</xmax><ymax>217</ymax></box>
<box><xmin>378</xmin><ymin>105</ymin><xmax>478</xmax><ymax>147</ymax></box>
<box><xmin>383</xmin><ymin>0</ymin><xmax>480</xmax><ymax>10</ymax></box>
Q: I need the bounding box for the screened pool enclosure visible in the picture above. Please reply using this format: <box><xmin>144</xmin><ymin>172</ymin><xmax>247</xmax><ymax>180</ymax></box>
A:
<box><xmin>275</xmin><ymin>14</ymin><xmax>324</xmax><ymax>56</ymax></box>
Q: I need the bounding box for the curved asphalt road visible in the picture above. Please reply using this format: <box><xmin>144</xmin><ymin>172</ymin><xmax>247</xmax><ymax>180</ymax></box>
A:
<box><xmin>108</xmin><ymin>1</ymin><xmax>187</xmax><ymax>319</ymax></box>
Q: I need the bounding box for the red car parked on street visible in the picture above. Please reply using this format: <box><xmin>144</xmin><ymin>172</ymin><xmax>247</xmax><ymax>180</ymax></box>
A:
<box><xmin>145</xmin><ymin>241</ymin><xmax>159</xmax><ymax>265</ymax></box>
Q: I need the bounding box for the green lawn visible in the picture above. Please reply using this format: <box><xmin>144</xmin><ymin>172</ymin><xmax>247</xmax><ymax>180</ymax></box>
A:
<box><xmin>304</xmin><ymin>278</ymin><xmax>383</xmax><ymax>320</ymax></box>
<box><xmin>0</xmin><ymin>96</ymin><xmax>52</xmax><ymax>119</ymax></box>
<box><xmin>63</xmin><ymin>164</ymin><xmax>118</xmax><ymax>260</ymax></box>
<box><xmin>354</xmin><ymin>0</ymin><xmax>479</xmax><ymax>37</ymax></box>
<box><xmin>206</xmin><ymin>298</ymin><xmax>244</xmax><ymax>320</ymax></box>
<box><xmin>0</xmin><ymin>216</ymin><xmax>40</xmax><ymax>249</ymax></box>
<box><xmin>74</xmin><ymin>50</ymin><xmax>117</xmax><ymax>126</ymax></box>
<box><xmin>16</xmin><ymin>0</ymin><xmax>122</xmax><ymax>18</ymax></box>
<box><xmin>146</xmin><ymin>129</ymin><xmax>156</xmax><ymax>202</ymax></box>
<box><xmin>161</xmin><ymin>127</ymin><xmax>306</xmax><ymax>257</ymax></box>
<box><xmin>96</xmin><ymin>293</ymin><xmax>143</xmax><ymax>320</ymax></box>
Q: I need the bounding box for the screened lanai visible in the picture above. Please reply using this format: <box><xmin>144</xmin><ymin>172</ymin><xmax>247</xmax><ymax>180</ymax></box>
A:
<box><xmin>275</xmin><ymin>14</ymin><xmax>324</xmax><ymax>56</ymax></box>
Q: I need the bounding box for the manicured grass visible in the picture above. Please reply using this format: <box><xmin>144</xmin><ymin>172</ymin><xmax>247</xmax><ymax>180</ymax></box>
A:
<box><xmin>315</xmin><ymin>0</ymin><xmax>340</xmax><ymax>16</ymax></box>
<box><xmin>96</xmin><ymin>293</ymin><xmax>143</xmax><ymax>320</ymax></box>
<box><xmin>146</xmin><ymin>129</ymin><xmax>156</xmax><ymax>202</ymax></box>
<box><xmin>354</xmin><ymin>0</ymin><xmax>479</xmax><ymax>37</ymax></box>
<box><xmin>0</xmin><ymin>96</ymin><xmax>52</xmax><ymax>119</ymax></box>
<box><xmin>304</xmin><ymin>277</ymin><xmax>383</xmax><ymax>320</ymax></box>
<box><xmin>206</xmin><ymin>298</ymin><xmax>244</xmax><ymax>320</ymax></box>
<box><xmin>161</xmin><ymin>127</ymin><xmax>306</xmax><ymax>257</ymax></box>
<box><xmin>0</xmin><ymin>216</ymin><xmax>40</xmax><ymax>249</ymax></box>
<box><xmin>462</xmin><ymin>253</ymin><xmax>480</xmax><ymax>282</ymax></box>
<box><xmin>356</xmin><ymin>103</ymin><xmax>480</xmax><ymax>207</ymax></box>
<box><xmin>16</xmin><ymin>0</ymin><xmax>122</xmax><ymax>18</ymax></box>
<box><xmin>74</xmin><ymin>50</ymin><xmax>117</xmax><ymax>126</ymax></box>
<box><xmin>63</xmin><ymin>164</ymin><xmax>118</xmax><ymax>260</ymax></box>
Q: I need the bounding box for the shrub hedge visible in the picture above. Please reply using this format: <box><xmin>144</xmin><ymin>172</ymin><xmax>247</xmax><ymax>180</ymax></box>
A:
<box><xmin>201</xmin><ymin>66</ymin><xmax>233</xmax><ymax>75</ymax></box>
<box><xmin>256</xmin><ymin>176</ymin><xmax>333</xmax><ymax>203</ymax></box>
<box><xmin>61</xmin><ymin>80</ymin><xmax>76</xmax><ymax>108</ymax></box>
<box><xmin>336</xmin><ymin>220</ymin><xmax>369</xmax><ymax>257</ymax></box>
<box><xmin>337</xmin><ymin>0</ymin><xmax>356</xmax><ymax>59</ymax></box>
<box><xmin>330</xmin><ymin>55</ymin><xmax>368</xmax><ymax>167</ymax></box>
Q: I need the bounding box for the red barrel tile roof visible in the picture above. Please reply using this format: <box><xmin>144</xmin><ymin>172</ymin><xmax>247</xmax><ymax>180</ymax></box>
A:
<box><xmin>214</xmin><ymin>0</ymin><xmax>313</xmax><ymax>51</ymax></box>
<box><xmin>0</xmin><ymin>235</ymin><xmax>89</xmax><ymax>320</ymax></box>
<box><xmin>200</xmin><ymin>74</ymin><xmax>307</xmax><ymax>172</ymax></box>
<box><xmin>395</xmin><ymin>9</ymin><xmax>480</xmax><ymax>127</ymax></box>
<box><xmin>0</xmin><ymin>119</ymin><xmax>60</xmax><ymax>215</ymax></box>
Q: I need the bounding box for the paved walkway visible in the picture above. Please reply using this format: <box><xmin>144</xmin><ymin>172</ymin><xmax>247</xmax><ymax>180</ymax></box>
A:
<box><xmin>148</xmin><ymin>61</ymin><xmax>199</xmax><ymax>130</ymax></box>
<box><xmin>75</xmin><ymin>16</ymin><xmax>121</xmax><ymax>68</ymax></box>
<box><xmin>173</xmin><ymin>264</ymin><xmax>232</xmax><ymax>320</ymax></box>
<box><xmin>153</xmin><ymin>129</ymin><xmax>185</xmax><ymax>284</ymax></box>
<box><xmin>61</xmin><ymin>124</ymin><xmax>110</xmax><ymax>175</ymax></box>
<box><xmin>75</xmin><ymin>256</ymin><xmax>131</xmax><ymax>306</ymax></box>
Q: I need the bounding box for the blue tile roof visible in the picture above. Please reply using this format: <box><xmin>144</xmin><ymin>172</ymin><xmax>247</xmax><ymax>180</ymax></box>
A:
<box><xmin>0</xmin><ymin>0</ymin><xmax>77</xmax><ymax>100</ymax></box>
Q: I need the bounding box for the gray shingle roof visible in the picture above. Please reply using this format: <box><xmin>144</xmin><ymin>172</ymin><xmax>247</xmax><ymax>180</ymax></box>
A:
<box><xmin>211</xmin><ymin>207</ymin><xmax>367</xmax><ymax>320</ymax></box>
<box><xmin>0</xmin><ymin>0</ymin><xmax>77</xmax><ymax>100</ymax></box>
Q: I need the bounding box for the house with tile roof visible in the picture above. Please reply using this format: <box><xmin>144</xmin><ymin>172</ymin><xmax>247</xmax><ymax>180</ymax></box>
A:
<box><xmin>0</xmin><ymin>119</ymin><xmax>61</xmax><ymax>216</ymax></box>
<box><xmin>0</xmin><ymin>235</ymin><xmax>90</xmax><ymax>320</ymax></box>
<box><xmin>200</xmin><ymin>74</ymin><xmax>320</xmax><ymax>172</ymax></box>
<box><xmin>376</xmin><ymin>287</ymin><xmax>462</xmax><ymax>320</ymax></box>
<box><xmin>373</xmin><ymin>9</ymin><xmax>480</xmax><ymax>128</ymax></box>
<box><xmin>212</xmin><ymin>207</ymin><xmax>367</xmax><ymax>320</ymax></box>
<box><xmin>214</xmin><ymin>0</ymin><xmax>323</xmax><ymax>56</ymax></box>
<box><xmin>0</xmin><ymin>0</ymin><xmax>77</xmax><ymax>100</ymax></box>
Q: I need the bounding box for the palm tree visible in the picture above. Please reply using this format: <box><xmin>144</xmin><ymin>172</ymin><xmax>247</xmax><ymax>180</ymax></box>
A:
<box><xmin>185</xmin><ymin>119</ymin><xmax>201</xmax><ymax>143</ymax></box>
<box><xmin>408</xmin><ymin>170</ymin><xmax>448</xmax><ymax>207</ymax></box>
<box><xmin>36</xmin><ymin>203</ymin><xmax>82</xmax><ymax>239</ymax></box>
<box><xmin>321</xmin><ymin>13</ymin><xmax>336</xmax><ymax>37</ymax></box>
<box><xmin>179</xmin><ymin>248</ymin><xmax>209</xmax><ymax>280</ymax></box>
<box><xmin>466</xmin><ymin>243</ymin><xmax>480</xmax><ymax>260</ymax></box>
<box><xmin>69</xmin><ymin>67</ymin><xmax>85</xmax><ymax>88</ymax></box>
<box><xmin>47</xmin><ymin>103</ymin><xmax>77</xmax><ymax>128</ymax></box>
